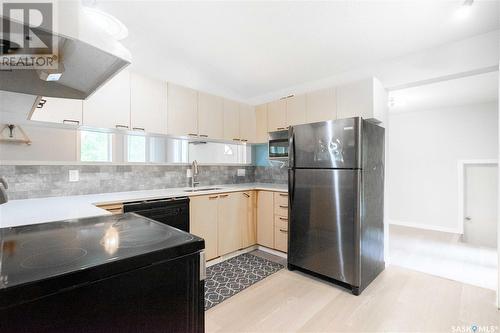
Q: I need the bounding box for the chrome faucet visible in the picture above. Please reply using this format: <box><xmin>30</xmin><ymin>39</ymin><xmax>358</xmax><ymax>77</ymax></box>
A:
<box><xmin>0</xmin><ymin>177</ymin><xmax>8</xmax><ymax>205</ymax></box>
<box><xmin>191</xmin><ymin>160</ymin><xmax>200</xmax><ymax>188</ymax></box>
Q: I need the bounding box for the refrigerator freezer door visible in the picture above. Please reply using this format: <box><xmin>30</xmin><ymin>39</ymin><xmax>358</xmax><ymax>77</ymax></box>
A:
<box><xmin>290</xmin><ymin>118</ymin><xmax>361</xmax><ymax>169</ymax></box>
<box><xmin>288</xmin><ymin>168</ymin><xmax>360</xmax><ymax>285</ymax></box>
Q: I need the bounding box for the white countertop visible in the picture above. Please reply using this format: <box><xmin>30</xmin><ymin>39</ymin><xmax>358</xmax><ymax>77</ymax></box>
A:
<box><xmin>0</xmin><ymin>183</ymin><xmax>287</xmax><ymax>228</ymax></box>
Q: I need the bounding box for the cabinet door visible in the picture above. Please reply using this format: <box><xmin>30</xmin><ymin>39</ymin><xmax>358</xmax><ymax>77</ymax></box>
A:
<box><xmin>306</xmin><ymin>87</ymin><xmax>337</xmax><ymax>123</ymax></box>
<box><xmin>190</xmin><ymin>195</ymin><xmax>219</xmax><ymax>260</ymax></box>
<box><xmin>198</xmin><ymin>92</ymin><xmax>223</xmax><ymax>139</ymax></box>
<box><xmin>218</xmin><ymin>193</ymin><xmax>242</xmax><ymax>256</ymax></box>
<box><xmin>257</xmin><ymin>191</ymin><xmax>274</xmax><ymax>248</ymax></box>
<box><xmin>337</xmin><ymin>78</ymin><xmax>373</xmax><ymax>120</ymax></box>
<box><xmin>83</xmin><ymin>69</ymin><xmax>131</xmax><ymax>129</ymax></box>
<box><xmin>239</xmin><ymin>104</ymin><xmax>256</xmax><ymax>143</ymax></box>
<box><xmin>30</xmin><ymin>97</ymin><xmax>82</xmax><ymax>125</ymax></box>
<box><xmin>130</xmin><ymin>72</ymin><xmax>167</xmax><ymax>134</ymax></box>
<box><xmin>167</xmin><ymin>83</ymin><xmax>198</xmax><ymax>136</ymax></box>
<box><xmin>255</xmin><ymin>104</ymin><xmax>268</xmax><ymax>143</ymax></box>
<box><xmin>286</xmin><ymin>94</ymin><xmax>306</xmax><ymax>126</ymax></box>
<box><xmin>241</xmin><ymin>191</ymin><xmax>257</xmax><ymax>248</ymax></box>
<box><xmin>267</xmin><ymin>99</ymin><xmax>287</xmax><ymax>132</ymax></box>
<box><xmin>223</xmin><ymin>98</ymin><xmax>240</xmax><ymax>141</ymax></box>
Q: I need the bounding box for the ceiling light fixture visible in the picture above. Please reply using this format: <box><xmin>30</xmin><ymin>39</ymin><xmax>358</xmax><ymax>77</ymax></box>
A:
<box><xmin>82</xmin><ymin>7</ymin><xmax>128</xmax><ymax>41</ymax></box>
<box><xmin>455</xmin><ymin>0</ymin><xmax>474</xmax><ymax>20</ymax></box>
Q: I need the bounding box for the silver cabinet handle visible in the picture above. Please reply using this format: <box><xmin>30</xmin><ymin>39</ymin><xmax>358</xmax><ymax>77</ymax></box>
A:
<box><xmin>279</xmin><ymin>217</ymin><xmax>288</xmax><ymax>221</ymax></box>
<box><xmin>208</xmin><ymin>195</ymin><xmax>218</xmax><ymax>200</ymax></box>
<box><xmin>279</xmin><ymin>193</ymin><xmax>288</xmax><ymax>197</ymax></box>
<box><xmin>199</xmin><ymin>251</ymin><xmax>206</xmax><ymax>281</ymax></box>
<box><xmin>243</xmin><ymin>193</ymin><xmax>250</xmax><ymax>198</ymax></box>
<box><xmin>232</xmin><ymin>138</ymin><xmax>240</xmax><ymax>141</ymax></box>
<box><xmin>132</xmin><ymin>127</ymin><xmax>145</xmax><ymax>131</ymax></box>
<box><xmin>240</xmin><ymin>139</ymin><xmax>248</xmax><ymax>142</ymax></box>
<box><xmin>219</xmin><ymin>194</ymin><xmax>229</xmax><ymax>198</ymax></box>
<box><xmin>62</xmin><ymin>119</ymin><xmax>80</xmax><ymax>125</ymax></box>
<box><xmin>279</xmin><ymin>205</ymin><xmax>288</xmax><ymax>208</ymax></box>
<box><xmin>115</xmin><ymin>125</ymin><xmax>129</xmax><ymax>129</ymax></box>
<box><xmin>279</xmin><ymin>229</ymin><xmax>288</xmax><ymax>233</ymax></box>
<box><xmin>188</xmin><ymin>133</ymin><xmax>198</xmax><ymax>137</ymax></box>
<box><xmin>199</xmin><ymin>134</ymin><xmax>209</xmax><ymax>138</ymax></box>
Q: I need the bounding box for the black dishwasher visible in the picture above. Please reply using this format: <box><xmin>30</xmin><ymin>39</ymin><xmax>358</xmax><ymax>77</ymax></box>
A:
<box><xmin>123</xmin><ymin>197</ymin><xmax>190</xmax><ymax>232</ymax></box>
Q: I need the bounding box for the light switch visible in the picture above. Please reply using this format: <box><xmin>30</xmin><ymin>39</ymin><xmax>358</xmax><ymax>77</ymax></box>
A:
<box><xmin>186</xmin><ymin>168</ymin><xmax>193</xmax><ymax>178</ymax></box>
<box><xmin>237</xmin><ymin>169</ymin><xmax>245</xmax><ymax>177</ymax></box>
<box><xmin>69</xmin><ymin>170</ymin><xmax>79</xmax><ymax>182</ymax></box>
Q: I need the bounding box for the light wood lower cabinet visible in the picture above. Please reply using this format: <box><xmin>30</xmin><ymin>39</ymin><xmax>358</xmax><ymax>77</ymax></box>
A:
<box><xmin>218</xmin><ymin>193</ymin><xmax>242</xmax><ymax>255</ymax></box>
<box><xmin>190</xmin><ymin>194</ymin><xmax>219</xmax><ymax>260</ymax></box>
<box><xmin>190</xmin><ymin>191</ymin><xmax>256</xmax><ymax>261</ymax></box>
<box><xmin>96</xmin><ymin>203</ymin><xmax>123</xmax><ymax>215</ymax></box>
<box><xmin>257</xmin><ymin>191</ymin><xmax>274</xmax><ymax>248</ymax></box>
<box><xmin>241</xmin><ymin>191</ymin><xmax>257</xmax><ymax>248</ymax></box>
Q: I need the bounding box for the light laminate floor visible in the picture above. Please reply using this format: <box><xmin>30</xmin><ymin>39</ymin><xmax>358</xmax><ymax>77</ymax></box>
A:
<box><xmin>389</xmin><ymin>225</ymin><xmax>497</xmax><ymax>290</ymax></box>
<box><xmin>206</xmin><ymin>265</ymin><xmax>500</xmax><ymax>333</ymax></box>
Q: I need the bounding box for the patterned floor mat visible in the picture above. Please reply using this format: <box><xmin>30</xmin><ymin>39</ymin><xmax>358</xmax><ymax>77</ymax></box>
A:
<box><xmin>204</xmin><ymin>253</ymin><xmax>284</xmax><ymax>310</ymax></box>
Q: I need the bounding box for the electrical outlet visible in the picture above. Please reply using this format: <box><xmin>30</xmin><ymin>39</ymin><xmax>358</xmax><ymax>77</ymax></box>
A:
<box><xmin>69</xmin><ymin>170</ymin><xmax>79</xmax><ymax>182</ymax></box>
<box><xmin>186</xmin><ymin>169</ymin><xmax>193</xmax><ymax>178</ymax></box>
<box><xmin>237</xmin><ymin>169</ymin><xmax>245</xmax><ymax>177</ymax></box>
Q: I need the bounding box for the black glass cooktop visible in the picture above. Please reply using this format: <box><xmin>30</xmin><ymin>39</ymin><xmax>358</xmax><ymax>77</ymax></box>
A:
<box><xmin>0</xmin><ymin>213</ymin><xmax>202</xmax><ymax>290</ymax></box>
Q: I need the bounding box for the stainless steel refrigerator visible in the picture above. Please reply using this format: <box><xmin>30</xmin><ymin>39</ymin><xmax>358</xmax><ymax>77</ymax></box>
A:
<box><xmin>288</xmin><ymin>117</ymin><xmax>385</xmax><ymax>295</ymax></box>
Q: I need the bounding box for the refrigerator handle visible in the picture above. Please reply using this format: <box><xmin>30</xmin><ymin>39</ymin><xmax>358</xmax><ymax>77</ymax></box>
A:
<box><xmin>288</xmin><ymin>168</ymin><xmax>295</xmax><ymax>204</ymax></box>
<box><xmin>288</xmin><ymin>126</ymin><xmax>295</xmax><ymax>168</ymax></box>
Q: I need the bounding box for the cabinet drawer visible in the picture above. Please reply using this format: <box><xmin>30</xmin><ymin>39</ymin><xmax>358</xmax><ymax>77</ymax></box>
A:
<box><xmin>274</xmin><ymin>215</ymin><xmax>288</xmax><ymax>231</ymax></box>
<box><xmin>274</xmin><ymin>226</ymin><xmax>288</xmax><ymax>253</ymax></box>
<box><xmin>274</xmin><ymin>204</ymin><xmax>288</xmax><ymax>217</ymax></box>
<box><xmin>275</xmin><ymin>192</ymin><xmax>288</xmax><ymax>206</ymax></box>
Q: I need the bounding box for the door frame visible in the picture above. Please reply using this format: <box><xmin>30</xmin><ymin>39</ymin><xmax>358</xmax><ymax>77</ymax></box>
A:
<box><xmin>457</xmin><ymin>159</ymin><xmax>498</xmax><ymax>235</ymax></box>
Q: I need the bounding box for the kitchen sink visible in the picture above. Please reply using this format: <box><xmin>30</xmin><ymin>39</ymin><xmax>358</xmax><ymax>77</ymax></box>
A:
<box><xmin>184</xmin><ymin>187</ymin><xmax>223</xmax><ymax>193</ymax></box>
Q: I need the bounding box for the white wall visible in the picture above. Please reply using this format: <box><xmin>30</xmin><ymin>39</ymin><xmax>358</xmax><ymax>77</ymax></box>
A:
<box><xmin>388</xmin><ymin>102</ymin><xmax>498</xmax><ymax>233</ymax></box>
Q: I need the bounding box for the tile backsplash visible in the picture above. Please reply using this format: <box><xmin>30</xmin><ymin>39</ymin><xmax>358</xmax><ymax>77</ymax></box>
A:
<box><xmin>0</xmin><ymin>165</ymin><xmax>255</xmax><ymax>200</ymax></box>
<box><xmin>0</xmin><ymin>164</ymin><xmax>288</xmax><ymax>200</ymax></box>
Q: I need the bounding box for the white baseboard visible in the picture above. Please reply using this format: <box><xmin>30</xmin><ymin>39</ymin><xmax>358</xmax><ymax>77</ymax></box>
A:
<box><xmin>257</xmin><ymin>245</ymin><xmax>288</xmax><ymax>259</ymax></box>
<box><xmin>389</xmin><ymin>220</ymin><xmax>461</xmax><ymax>234</ymax></box>
<box><xmin>206</xmin><ymin>245</ymin><xmax>258</xmax><ymax>267</ymax></box>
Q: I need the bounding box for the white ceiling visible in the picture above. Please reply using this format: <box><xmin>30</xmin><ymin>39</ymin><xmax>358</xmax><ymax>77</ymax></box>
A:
<box><xmin>389</xmin><ymin>71</ymin><xmax>499</xmax><ymax>113</ymax></box>
<box><xmin>95</xmin><ymin>0</ymin><xmax>500</xmax><ymax>104</ymax></box>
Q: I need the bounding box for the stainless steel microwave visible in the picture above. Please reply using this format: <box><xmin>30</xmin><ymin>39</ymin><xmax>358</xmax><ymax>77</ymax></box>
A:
<box><xmin>268</xmin><ymin>130</ymin><xmax>289</xmax><ymax>160</ymax></box>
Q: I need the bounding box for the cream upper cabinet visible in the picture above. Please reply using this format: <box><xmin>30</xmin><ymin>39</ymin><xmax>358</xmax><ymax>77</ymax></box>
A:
<box><xmin>223</xmin><ymin>98</ymin><xmax>240</xmax><ymax>141</ymax></box>
<box><xmin>286</xmin><ymin>94</ymin><xmax>306</xmax><ymax>126</ymax></box>
<box><xmin>255</xmin><ymin>104</ymin><xmax>268</xmax><ymax>143</ymax></box>
<box><xmin>306</xmin><ymin>87</ymin><xmax>337</xmax><ymax>123</ymax></box>
<box><xmin>267</xmin><ymin>99</ymin><xmax>287</xmax><ymax>132</ymax></box>
<box><xmin>190</xmin><ymin>194</ymin><xmax>219</xmax><ymax>260</ymax></box>
<box><xmin>337</xmin><ymin>77</ymin><xmax>387</xmax><ymax>124</ymax></box>
<box><xmin>83</xmin><ymin>69</ymin><xmax>131</xmax><ymax>129</ymax></box>
<box><xmin>257</xmin><ymin>191</ymin><xmax>274</xmax><ymax>248</ymax></box>
<box><xmin>30</xmin><ymin>97</ymin><xmax>83</xmax><ymax>125</ymax></box>
<box><xmin>239</xmin><ymin>103</ymin><xmax>256</xmax><ymax>143</ymax></box>
<box><xmin>167</xmin><ymin>83</ymin><xmax>198</xmax><ymax>136</ymax></box>
<box><xmin>218</xmin><ymin>193</ymin><xmax>242</xmax><ymax>256</ymax></box>
<box><xmin>241</xmin><ymin>191</ymin><xmax>257</xmax><ymax>248</ymax></box>
<box><xmin>130</xmin><ymin>72</ymin><xmax>167</xmax><ymax>134</ymax></box>
<box><xmin>198</xmin><ymin>92</ymin><xmax>223</xmax><ymax>139</ymax></box>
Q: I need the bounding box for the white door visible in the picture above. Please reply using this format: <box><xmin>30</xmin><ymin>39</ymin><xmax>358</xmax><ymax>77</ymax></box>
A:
<box><xmin>463</xmin><ymin>164</ymin><xmax>498</xmax><ymax>248</ymax></box>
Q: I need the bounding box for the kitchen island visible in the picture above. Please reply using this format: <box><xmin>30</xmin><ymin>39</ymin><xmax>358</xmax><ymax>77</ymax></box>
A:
<box><xmin>0</xmin><ymin>213</ymin><xmax>205</xmax><ymax>333</ymax></box>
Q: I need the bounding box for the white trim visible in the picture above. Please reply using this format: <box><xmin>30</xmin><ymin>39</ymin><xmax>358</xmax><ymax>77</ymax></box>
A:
<box><xmin>206</xmin><ymin>245</ymin><xmax>258</xmax><ymax>267</ymax></box>
<box><xmin>457</xmin><ymin>159</ymin><xmax>498</xmax><ymax>235</ymax></box>
<box><xmin>257</xmin><ymin>245</ymin><xmax>288</xmax><ymax>259</ymax></box>
<box><xmin>389</xmin><ymin>219</ymin><xmax>461</xmax><ymax>234</ymax></box>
